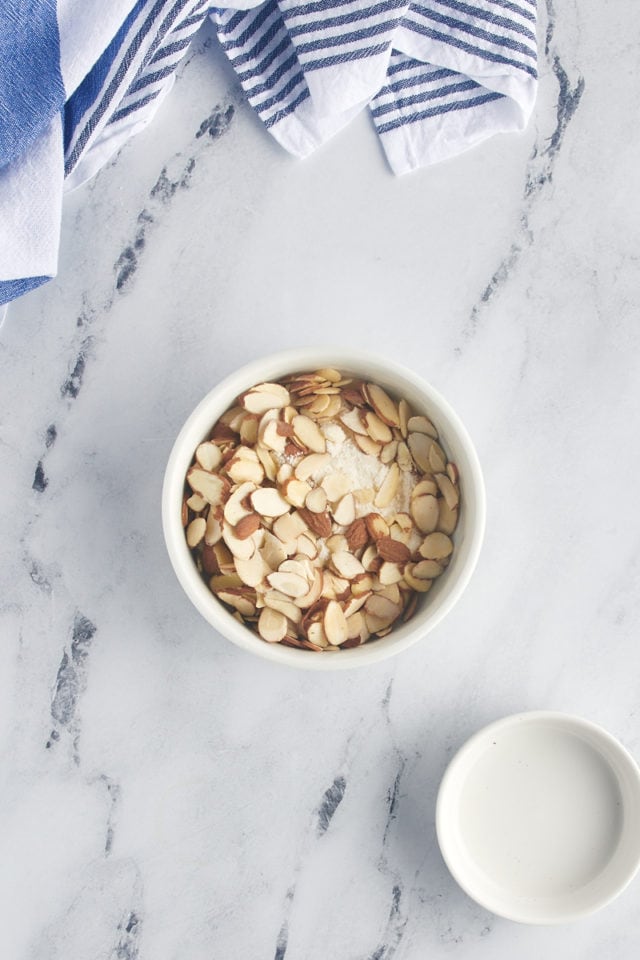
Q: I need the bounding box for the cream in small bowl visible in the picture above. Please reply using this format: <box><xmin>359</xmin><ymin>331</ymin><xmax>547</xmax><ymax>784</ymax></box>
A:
<box><xmin>162</xmin><ymin>348</ymin><xmax>485</xmax><ymax>669</ymax></box>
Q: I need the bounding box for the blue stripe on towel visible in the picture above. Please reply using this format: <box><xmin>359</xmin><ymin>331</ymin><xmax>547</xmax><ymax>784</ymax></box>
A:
<box><xmin>375</xmin><ymin>89</ymin><xmax>504</xmax><ymax>134</ymax></box>
<box><xmin>402</xmin><ymin>18</ymin><xmax>537</xmax><ymax>77</ymax></box>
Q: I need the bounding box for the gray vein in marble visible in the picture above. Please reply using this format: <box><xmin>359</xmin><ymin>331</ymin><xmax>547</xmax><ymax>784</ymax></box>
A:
<box><xmin>102</xmin><ymin>774</ymin><xmax>122</xmax><ymax>856</ymax></box>
<box><xmin>48</xmin><ymin>612</ymin><xmax>97</xmax><ymax>757</ymax></box>
<box><xmin>112</xmin><ymin>910</ymin><xmax>141</xmax><ymax>960</ymax></box>
<box><xmin>368</xmin><ymin>885</ymin><xmax>407</xmax><ymax>960</ymax></box>
<box><xmin>316</xmin><ymin>774</ymin><xmax>347</xmax><ymax>836</ymax></box>
<box><xmin>273</xmin><ymin>886</ymin><xmax>295</xmax><ymax>960</ymax></box>
<box><xmin>460</xmin><ymin>0</ymin><xmax>585</xmax><ymax>343</ymax></box>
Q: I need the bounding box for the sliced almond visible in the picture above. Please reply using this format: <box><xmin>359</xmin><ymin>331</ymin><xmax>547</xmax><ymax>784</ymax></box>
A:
<box><xmin>402</xmin><ymin>566</ymin><xmax>433</xmax><ymax>593</ymax></box>
<box><xmin>273</xmin><ymin>511</ymin><xmax>308</xmax><ymax>544</ymax></box>
<box><xmin>398</xmin><ymin>399</ymin><xmax>410</xmax><ymax>438</ymax></box>
<box><xmin>224</xmin><ymin>481</ymin><xmax>256</xmax><ymax>526</ymax></box>
<box><xmin>365</xmin><ymin>411</ymin><xmax>393</xmax><ymax>444</ymax></box>
<box><xmin>374</xmin><ymin>463</ymin><xmax>400</xmax><ymax>509</ymax></box>
<box><xmin>413</xmin><ymin>558</ymin><xmax>444</xmax><ymax>579</ymax></box>
<box><xmin>227</xmin><ymin>455</ymin><xmax>264</xmax><ymax>485</ymax></box>
<box><xmin>261</xmin><ymin>530</ymin><xmax>288</xmax><ymax>568</ymax></box>
<box><xmin>205</xmin><ymin>512</ymin><xmax>222</xmax><ymax>546</ymax></box>
<box><xmin>239</xmin><ymin>414</ymin><xmax>259</xmax><ymax>445</ymax></box>
<box><xmin>282</xmin><ymin>477</ymin><xmax>311</xmax><ymax>508</ymax></box>
<box><xmin>263</xmin><ymin>591</ymin><xmax>302</xmax><ymax>623</ymax></box>
<box><xmin>351</xmin><ymin>573</ymin><xmax>374</xmax><ymax>596</ymax></box>
<box><xmin>276</xmin><ymin>462</ymin><xmax>293</xmax><ymax>486</ymax></box>
<box><xmin>222</xmin><ymin>520</ymin><xmax>260</xmax><ymax>560</ymax></box>
<box><xmin>407</xmin><ymin>433</ymin><xmax>433</xmax><ymax>473</ymax></box>
<box><xmin>210</xmin><ymin>572</ymin><xmax>243</xmax><ymax>591</ymax></box>
<box><xmin>321</xmin><ymin>472</ymin><xmax>351</xmax><ymax>502</ymax></box>
<box><xmin>292</xmin><ymin>415</ymin><xmax>326</xmax><ymax>453</ymax></box>
<box><xmin>305</xmin><ymin>487</ymin><xmax>328</xmax><ymax>513</ymax></box>
<box><xmin>343</xmin><ymin>593</ymin><xmax>370</xmax><ymax>618</ymax></box>
<box><xmin>267</xmin><ymin>570</ymin><xmax>310</xmax><ymax>598</ymax></box>
<box><xmin>331</xmin><ymin>551</ymin><xmax>365</xmax><ymax>579</ymax></box>
<box><xmin>340</xmin><ymin>408</ymin><xmax>368</xmax><ymax>436</ymax></box>
<box><xmin>411</xmin><ymin>494</ymin><xmax>439</xmax><ymax>534</ymax></box>
<box><xmin>260</xmin><ymin>419</ymin><xmax>287</xmax><ymax>454</ymax></box>
<box><xmin>296</xmin><ymin>534</ymin><xmax>319</xmax><ymax>559</ymax></box>
<box><xmin>407</xmin><ymin>416</ymin><xmax>438</xmax><ymax>438</ymax></box>
<box><xmin>365</xmin><ymin>513</ymin><xmax>389</xmax><ymax>540</ymax></box>
<box><xmin>324</xmin><ymin>600</ymin><xmax>348</xmax><ymax>646</ymax></box>
<box><xmin>217</xmin><ymin>589</ymin><xmax>256</xmax><ymax>618</ymax></box>
<box><xmin>379</xmin><ymin>561</ymin><xmax>403</xmax><ymax>586</ymax></box>
<box><xmin>381</xmin><ymin>440</ymin><xmax>399</xmax><ymax>464</ymax></box>
<box><xmin>428</xmin><ymin>440</ymin><xmax>447</xmax><ymax>474</ymax></box>
<box><xmin>307</xmin><ymin>621</ymin><xmax>329</xmax><ymax>648</ymax></box>
<box><xmin>435</xmin><ymin>473</ymin><xmax>460</xmax><ymax>510</ymax></box>
<box><xmin>412</xmin><ymin>478</ymin><xmax>438</xmax><ymax>498</ymax></box>
<box><xmin>365</xmin><ymin>594</ymin><xmax>400</xmax><ymax>623</ymax></box>
<box><xmin>447</xmin><ymin>462</ymin><xmax>459</xmax><ymax>484</ymax></box>
<box><xmin>195</xmin><ymin>442</ymin><xmax>222</xmax><ymax>471</ymax></box>
<box><xmin>294</xmin><ymin>568</ymin><xmax>323</xmax><ymax>609</ymax></box>
<box><xmin>365</xmin><ymin>383</ymin><xmax>400</xmax><ymax>426</ymax></box>
<box><xmin>242</xmin><ymin>383</ymin><xmax>290</xmax><ymax>414</ymax></box>
<box><xmin>396</xmin><ymin>441</ymin><xmax>414</xmax><ymax>473</ymax></box>
<box><xmin>346</xmin><ymin>611</ymin><xmax>366</xmax><ymax>640</ymax></box>
<box><xmin>258</xmin><ymin>606</ymin><xmax>288</xmax><ymax>642</ymax></box>
<box><xmin>332</xmin><ymin>493</ymin><xmax>355</xmax><ymax>526</ymax></box>
<box><xmin>355</xmin><ymin>434</ymin><xmax>382</xmax><ymax>457</ymax></box>
<box><xmin>186</xmin><ymin>517</ymin><xmax>206</xmax><ymax>548</ymax></box>
<box><xmin>353</xmin><ymin>487</ymin><xmax>374</xmax><ymax>505</ymax></box>
<box><xmin>255</xmin><ymin>445</ymin><xmax>278</xmax><ymax>482</ymax></box>
<box><xmin>321</xmin><ymin>395</ymin><xmax>342</xmax><ymax>420</ymax></box>
<box><xmin>307</xmin><ymin>394</ymin><xmax>332</xmax><ymax>416</ymax></box>
<box><xmin>212</xmin><ymin>541</ymin><xmax>234</xmax><ymax>574</ymax></box>
<box><xmin>235</xmin><ymin>550</ymin><xmax>269</xmax><ymax>588</ymax></box>
<box><xmin>419</xmin><ymin>532</ymin><xmax>453</xmax><ymax>560</ymax></box>
<box><xmin>437</xmin><ymin>497</ymin><xmax>458</xmax><ymax>535</ymax></box>
<box><xmin>186</xmin><ymin>493</ymin><xmax>207</xmax><ymax>512</ymax></box>
<box><xmin>187</xmin><ymin>468</ymin><xmax>228</xmax><ymax>506</ymax></box>
<box><xmin>250</xmin><ymin>487</ymin><xmax>291</xmax><ymax>517</ymax></box>
<box><xmin>181</xmin><ymin>499</ymin><xmax>188</xmax><ymax>527</ymax></box>
<box><xmin>294</xmin><ymin>452</ymin><xmax>331</xmax><ymax>481</ymax></box>
<box><xmin>326</xmin><ymin>534</ymin><xmax>348</xmax><ymax>554</ymax></box>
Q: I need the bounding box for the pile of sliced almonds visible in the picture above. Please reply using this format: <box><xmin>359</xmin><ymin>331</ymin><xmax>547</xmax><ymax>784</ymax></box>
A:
<box><xmin>183</xmin><ymin>369</ymin><xmax>460</xmax><ymax>651</ymax></box>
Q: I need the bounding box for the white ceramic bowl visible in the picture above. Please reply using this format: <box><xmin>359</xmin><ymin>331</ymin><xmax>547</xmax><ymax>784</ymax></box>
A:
<box><xmin>436</xmin><ymin>712</ymin><xmax>640</xmax><ymax>923</ymax></box>
<box><xmin>162</xmin><ymin>347</ymin><xmax>485</xmax><ymax>669</ymax></box>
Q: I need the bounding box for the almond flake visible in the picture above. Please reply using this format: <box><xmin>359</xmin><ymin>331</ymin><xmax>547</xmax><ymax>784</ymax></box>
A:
<box><xmin>235</xmin><ymin>550</ymin><xmax>269</xmax><ymax>587</ymax></box>
<box><xmin>186</xmin><ymin>493</ymin><xmax>207</xmax><ymax>512</ymax></box>
<box><xmin>365</xmin><ymin>513</ymin><xmax>389</xmax><ymax>540</ymax></box>
<box><xmin>381</xmin><ymin>440</ymin><xmax>399</xmax><ymax>464</ymax></box>
<box><xmin>263</xmin><ymin>592</ymin><xmax>303</xmax><ymax>623</ymax></box>
<box><xmin>292</xmin><ymin>415</ymin><xmax>326</xmax><ymax>453</ymax></box>
<box><xmin>419</xmin><ymin>532</ymin><xmax>453</xmax><ymax>560</ymax></box>
<box><xmin>324</xmin><ymin>600</ymin><xmax>348</xmax><ymax>646</ymax></box>
<box><xmin>187</xmin><ymin>468</ymin><xmax>228</xmax><ymax>506</ymax></box>
<box><xmin>413</xmin><ymin>559</ymin><xmax>444</xmax><ymax>579</ymax></box>
<box><xmin>282</xmin><ymin>477</ymin><xmax>311</xmax><ymax>508</ymax></box>
<box><xmin>260</xmin><ymin>419</ymin><xmax>287</xmax><ymax>453</ymax></box>
<box><xmin>402</xmin><ymin>567</ymin><xmax>433</xmax><ymax>593</ymax></box>
<box><xmin>218</xmin><ymin>590</ymin><xmax>257</xmax><ymax>618</ymax></box>
<box><xmin>407</xmin><ymin>433</ymin><xmax>433</xmax><ymax>473</ymax></box>
<box><xmin>398</xmin><ymin>399</ymin><xmax>410</xmax><ymax>438</ymax></box>
<box><xmin>321</xmin><ymin>472</ymin><xmax>351</xmax><ymax>502</ymax></box>
<box><xmin>273</xmin><ymin>511</ymin><xmax>307</xmax><ymax>543</ymax></box>
<box><xmin>239</xmin><ymin>415</ymin><xmax>259</xmax><ymax>445</ymax></box>
<box><xmin>411</xmin><ymin>494</ymin><xmax>439</xmax><ymax>534</ymax></box>
<box><xmin>365</xmin><ymin>383</ymin><xmax>400</xmax><ymax>426</ymax></box>
<box><xmin>294</xmin><ymin>453</ymin><xmax>331</xmax><ymax>481</ymax></box>
<box><xmin>305</xmin><ymin>487</ymin><xmax>328</xmax><ymax>513</ymax></box>
<box><xmin>331</xmin><ymin>551</ymin><xmax>365</xmax><ymax>579</ymax></box>
<box><xmin>379</xmin><ymin>562</ymin><xmax>403</xmax><ymax>586</ymax></box>
<box><xmin>243</xmin><ymin>384</ymin><xmax>290</xmax><ymax>414</ymax></box>
<box><xmin>355</xmin><ymin>434</ymin><xmax>382</xmax><ymax>457</ymax></box>
<box><xmin>251</xmin><ymin>487</ymin><xmax>291</xmax><ymax>517</ymax></box>
<box><xmin>365</xmin><ymin>411</ymin><xmax>393</xmax><ymax>444</ymax></box>
<box><xmin>407</xmin><ymin>415</ymin><xmax>438</xmax><ymax>438</ymax></box>
<box><xmin>224</xmin><ymin>481</ymin><xmax>257</xmax><ymax>525</ymax></box>
<box><xmin>332</xmin><ymin>493</ymin><xmax>355</xmax><ymax>526</ymax></box>
<box><xmin>435</xmin><ymin>473</ymin><xmax>459</xmax><ymax>510</ymax></box>
<box><xmin>195</xmin><ymin>442</ymin><xmax>222</xmax><ymax>471</ymax></box>
<box><xmin>235</xmin><ymin>513</ymin><xmax>261</xmax><ymax>540</ymax></box>
<box><xmin>412</xmin><ymin>478</ymin><xmax>438</xmax><ymax>498</ymax></box>
<box><xmin>340</xmin><ymin>408</ymin><xmax>368</xmax><ymax>436</ymax></box>
<box><xmin>204</xmin><ymin>512</ymin><xmax>222</xmax><ymax>546</ymax></box>
<box><xmin>307</xmin><ymin>621</ymin><xmax>329</xmax><ymax>648</ymax></box>
<box><xmin>267</xmin><ymin>571</ymin><xmax>309</xmax><ymax>598</ymax></box>
<box><xmin>374</xmin><ymin>463</ymin><xmax>400</xmax><ymax>509</ymax></box>
<box><xmin>428</xmin><ymin>441</ymin><xmax>447</xmax><ymax>474</ymax></box>
<box><xmin>261</xmin><ymin>530</ymin><xmax>288</xmax><ymax>568</ymax></box>
<box><xmin>437</xmin><ymin>497</ymin><xmax>458</xmax><ymax>535</ymax></box>
<box><xmin>258</xmin><ymin>607</ymin><xmax>288</xmax><ymax>643</ymax></box>
<box><xmin>227</xmin><ymin>456</ymin><xmax>264</xmax><ymax>485</ymax></box>
<box><xmin>396</xmin><ymin>441</ymin><xmax>414</xmax><ymax>473</ymax></box>
<box><xmin>186</xmin><ymin>517</ymin><xmax>206</xmax><ymax>548</ymax></box>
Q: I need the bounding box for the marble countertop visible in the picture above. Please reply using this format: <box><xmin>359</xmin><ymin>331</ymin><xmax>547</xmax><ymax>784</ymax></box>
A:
<box><xmin>2</xmin><ymin>3</ymin><xmax>640</xmax><ymax>958</ymax></box>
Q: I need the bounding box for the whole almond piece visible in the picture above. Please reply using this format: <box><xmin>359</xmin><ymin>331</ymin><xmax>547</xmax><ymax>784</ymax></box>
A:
<box><xmin>346</xmin><ymin>518</ymin><xmax>368</xmax><ymax>551</ymax></box>
<box><xmin>377</xmin><ymin>537</ymin><xmax>411</xmax><ymax>563</ymax></box>
<box><xmin>324</xmin><ymin>600</ymin><xmax>348</xmax><ymax>646</ymax></box>
<box><xmin>365</xmin><ymin>513</ymin><xmax>389</xmax><ymax>540</ymax></box>
<box><xmin>298</xmin><ymin>507</ymin><xmax>332</xmax><ymax>538</ymax></box>
<box><xmin>235</xmin><ymin>513</ymin><xmax>261</xmax><ymax>540</ymax></box>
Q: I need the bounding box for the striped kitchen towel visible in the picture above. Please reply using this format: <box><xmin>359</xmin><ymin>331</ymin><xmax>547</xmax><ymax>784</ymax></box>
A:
<box><xmin>212</xmin><ymin>0</ymin><xmax>538</xmax><ymax>173</ymax></box>
<box><xmin>0</xmin><ymin>1</ymin><xmax>537</xmax><ymax>309</ymax></box>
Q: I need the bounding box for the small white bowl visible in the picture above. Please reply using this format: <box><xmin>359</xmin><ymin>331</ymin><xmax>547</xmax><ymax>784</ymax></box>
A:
<box><xmin>436</xmin><ymin>712</ymin><xmax>640</xmax><ymax>923</ymax></box>
<box><xmin>162</xmin><ymin>347</ymin><xmax>485</xmax><ymax>669</ymax></box>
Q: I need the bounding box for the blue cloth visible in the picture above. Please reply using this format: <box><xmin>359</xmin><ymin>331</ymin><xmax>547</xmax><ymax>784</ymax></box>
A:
<box><xmin>0</xmin><ymin>1</ymin><xmax>537</xmax><ymax>310</ymax></box>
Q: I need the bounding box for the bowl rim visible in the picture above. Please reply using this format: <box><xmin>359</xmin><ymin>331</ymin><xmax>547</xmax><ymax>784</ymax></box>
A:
<box><xmin>436</xmin><ymin>710</ymin><xmax>640</xmax><ymax>923</ymax></box>
<box><xmin>162</xmin><ymin>346</ymin><xmax>486</xmax><ymax>670</ymax></box>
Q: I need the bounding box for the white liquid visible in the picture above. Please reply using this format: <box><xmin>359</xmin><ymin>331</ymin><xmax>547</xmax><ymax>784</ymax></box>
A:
<box><xmin>458</xmin><ymin>727</ymin><xmax>623</xmax><ymax>898</ymax></box>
